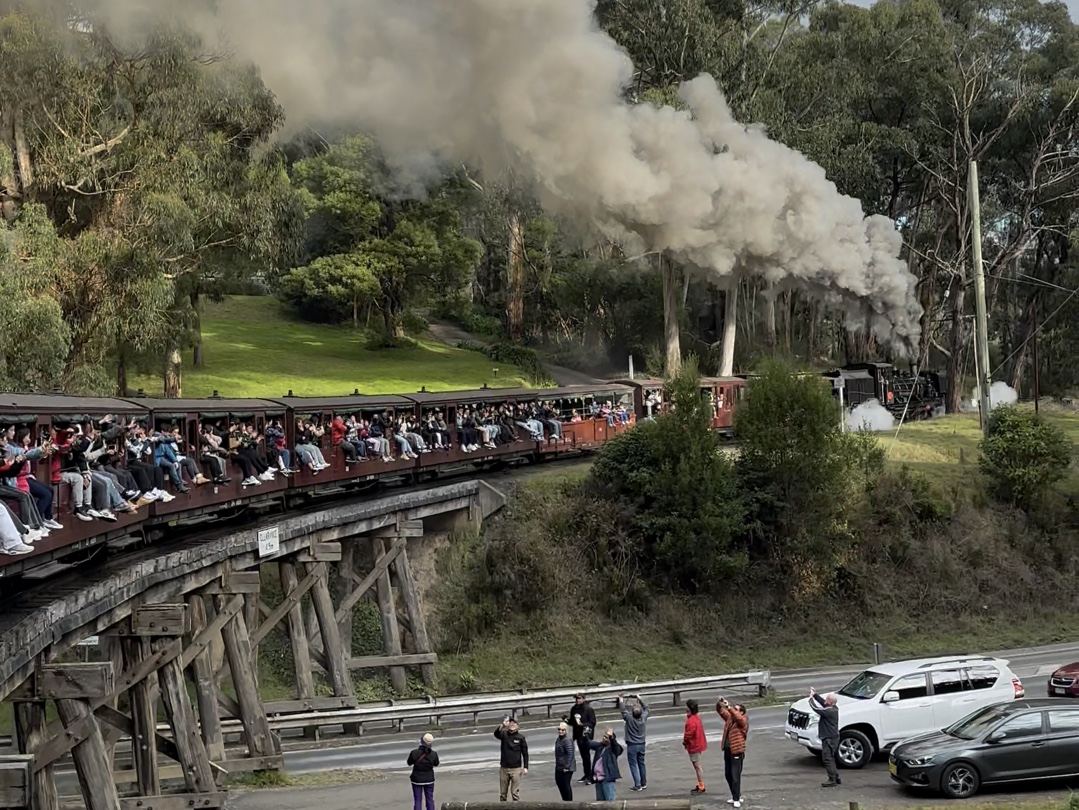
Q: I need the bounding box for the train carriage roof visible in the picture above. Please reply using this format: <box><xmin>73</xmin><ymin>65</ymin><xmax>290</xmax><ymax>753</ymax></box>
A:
<box><xmin>0</xmin><ymin>394</ymin><xmax>150</xmax><ymax>422</ymax></box>
<box><xmin>268</xmin><ymin>394</ymin><xmax>414</xmax><ymax>411</ymax></box>
<box><xmin>406</xmin><ymin>383</ymin><xmax>634</xmax><ymax>405</ymax></box>
<box><xmin>122</xmin><ymin>397</ymin><xmax>289</xmax><ymax>419</ymax></box>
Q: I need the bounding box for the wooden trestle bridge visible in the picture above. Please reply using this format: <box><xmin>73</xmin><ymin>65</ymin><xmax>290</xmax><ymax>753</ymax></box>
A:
<box><xmin>0</xmin><ymin>480</ymin><xmax>506</xmax><ymax>810</ymax></box>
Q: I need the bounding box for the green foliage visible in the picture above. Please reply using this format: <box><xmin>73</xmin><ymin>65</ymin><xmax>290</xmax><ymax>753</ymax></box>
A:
<box><xmin>455</xmin><ymin>341</ymin><xmax>555</xmax><ymax>386</ymax></box>
<box><xmin>589</xmin><ymin>359</ymin><xmax>745</xmax><ymax>593</ymax></box>
<box><xmin>282</xmin><ymin>137</ymin><xmax>483</xmax><ymax>338</ymax></box>
<box><xmin>735</xmin><ymin>360</ymin><xmax>876</xmax><ymax>595</ymax></box>
<box><xmin>979</xmin><ymin>406</ymin><xmax>1074</xmax><ymax>509</ymax></box>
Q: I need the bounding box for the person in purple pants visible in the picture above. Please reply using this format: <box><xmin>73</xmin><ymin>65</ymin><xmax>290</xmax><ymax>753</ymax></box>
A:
<box><xmin>408</xmin><ymin>733</ymin><xmax>440</xmax><ymax>810</ymax></box>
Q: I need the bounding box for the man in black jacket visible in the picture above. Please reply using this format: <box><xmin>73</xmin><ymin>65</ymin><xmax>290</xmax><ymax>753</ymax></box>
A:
<box><xmin>494</xmin><ymin>716</ymin><xmax>529</xmax><ymax>801</ymax></box>
<box><xmin>564</xmin><ymin>694</ymin><xmax>596</xmax><ymax>784</ymax></box>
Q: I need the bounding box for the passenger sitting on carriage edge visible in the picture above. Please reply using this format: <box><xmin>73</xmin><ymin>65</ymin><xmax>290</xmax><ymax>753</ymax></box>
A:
<box><xmin>331</xmin><ymin>415</ymin><xmax>359</xmax><ymax>463</ymax></box>
<box><xmin>344</xmin><ymin>415</ymin><xmax>369</xmax><ymax>461</ymax></box>
<box><xmin>265</xmin><ymin>420</ymin><xmax>293</xmax><ymax>474</ymax></box>
<box><xmin>6</xmin><ymin>427</ymin><xmax>61</xmax><ymax>531</ymax></box>
<box><xmin>198</xmin><ymin>424</ymin><xmax>231</xmax><ymax>484</ymax></box>
<box><xmin>540</xmin><ymin>402</ymin><xmax>563</xmax><ymax>441</ymax></box>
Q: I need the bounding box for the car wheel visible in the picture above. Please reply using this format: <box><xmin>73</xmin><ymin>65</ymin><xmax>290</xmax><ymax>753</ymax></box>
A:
<box><xmin>940</xmin><ymin>762</ymin><xmax>980</xmax><ymax>799</ymax></box>
<box><xmin>837</xmin><ymin>730</ymin><xmax>873</xmax><ymax>769</ymax></box>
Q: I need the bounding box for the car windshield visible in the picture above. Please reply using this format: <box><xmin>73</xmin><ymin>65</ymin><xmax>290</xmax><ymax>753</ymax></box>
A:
<box><xmin>838</xmin><ymin>670</ymin><xmax>893</xmax><ymax>699</ymax></box>
<box><xmin>945</xmin><ymin>706</ymin><xmax>1011</xmax><ymax>740</ymax></box>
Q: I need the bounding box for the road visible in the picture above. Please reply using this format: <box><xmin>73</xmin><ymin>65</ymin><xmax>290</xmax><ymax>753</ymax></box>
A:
<box><xmin>226</xmin><ymin>640</ymin><xmax>1079</xmax><ymax>810</ymax></box>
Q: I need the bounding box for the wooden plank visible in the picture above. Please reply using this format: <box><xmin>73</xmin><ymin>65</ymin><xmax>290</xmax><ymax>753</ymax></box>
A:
<box><xmin>186</xmin><ymin>595</ymin><xmax>225</xmax><ymax>762</ymax></box>
<box><xmin>337</xmin><ymin>539</ymin><xmax>355</xmax><ymax>656</ymax></box>
<box><xmin>39</xmin><ymin>664</ymin><xmax>114</xmax><ymax>700</ymax></box>
<box><xmin>0</xmin><ymin>755</ymin><xmax>32</xmax><ymax>809</ymax></box>
<box><xmin>371</xmin><ymin>537</ymin><xmax>407</xmax><ymax>694</ymax></box>
<box><xmin>251</xmin><ymin>567</ymin><xmax>319</xmax><ymax>648</ymax></box>
<box><xmin>263</xmin><ymin>696</ymin><xmax>356</xmax><ymax>714</ymax></box>
<box><xmin>243</xmin><ymin>592</ymin><xmax>260</xmax><ymax>691</ymax></box>
<box><xmin>294</xmin><ymin>542</ymin><xmax>342</xmax><ymax>563</ymax></box>
<box><xmin>130</xmin><ymin>604</ymin><xmax>189</xmax><ymax>636</ymax></box>
<box><xmin>346</xmin><ymin>653</ymin><xmax>438</xmax><ymax>670</ymax></box>
<box><xmin>11</xmin><ymin>705</ymin><xmax>55</xmax><ymax>810</ymax></box>
<box><xmin>371</xmin><ymin>520</ymin><xmax>424</xmax><ymax>538</ymax></box>
<box><xmin>118</xmin><ymin>793</ymin><xmax>226</xmax><ymax>810</ymax></box>
<box><xmin>101</xmin><ymin>636</ymin><xmax>125</xmax><ymax>770</ymax></box>
<box><xmin>393</xmin><ymin>545</ymin><xmax>437</xmax><ymax>686</ymax></box>
<box><xmin>33</xmin><ymin>598</ymin><xmax>243</xmax><ymax>774</ymax></box>
<box><xmin>277</xmin><ymin>563</ymin><xmax>316</xmax><ymax>701</ymax></box>
<box><xmin>201</xmin><ymin>571</ymin><xmax>261</xmax><ymax>595</ymax></box>
<box><xmin>306</xmin><ymin>563</ymin><xmax>355</xmax><ymax>700</ymax></box>
<box><xmin>154</xmin><ymin>639</ymin><xmax>216</xmax><ymax>793</ymax></box>
<box><xmin>55</xmin><ymin>699</ymin><xmax>120</xmax><ymax>810</ymax></box>
<box><xmin>120</xmin><ymin>639</ymin><xmax>160</xmax><ymax>796</ymax></box>
<box><xmin>333</xmin><ymin>537</ymin><xmax>406</xmax><ymax>624</ymax></box>
<box><xmin>213</xmin><ymin>596</ymin><xmax>276</xmax><ymax>759</ymax></box>
<box><xmin>112</xmin><ymin>756</ymin><xmax>281</xmax><ymax>784</ymax></box>
<box><xmin>92</xmin><ymin>705</ymin><xmax>180</xmax><ymax>765</ymax></box>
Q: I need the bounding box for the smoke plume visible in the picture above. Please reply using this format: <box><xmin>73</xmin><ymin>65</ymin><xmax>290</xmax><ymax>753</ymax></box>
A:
<box><xmin>80</xmin><ymin>0</ymin><xmax>924</xmax><ymax>350</ymax></box>
<box><xmin>846</xmin><ymin>399</ymin><xmax>897</xmax><ymax>433</ymax></box>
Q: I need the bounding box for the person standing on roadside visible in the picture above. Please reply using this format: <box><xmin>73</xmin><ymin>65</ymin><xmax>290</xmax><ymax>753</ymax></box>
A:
<box><xmin>683</xmin><ymin>698</ymin><xmax>708</xmax><ymax>795</ymax></box>
<box><xmin>554</xmin><ymin>721</ymin><xmax>576</xmax><ymax>801</ymax></box>
<box><xmin>563</xmin><ymin>693</ymin><xmax>596</xmax><ymax>784</ymax></box>
<box><xmin>618</xmin><ymin>693</ymin><xmax>649</xmax><ymax>791</ymax></box>
<box><xmin>494</xmin><ymin>716</ymin><xmax>529</xmax><ymax>801</ymax></box>
<box><xmin>587</xmin><ymin>728</ymin><xmax>625</xmax><ymax>802</ymax></box>
<box><xmin>809</xmin><ymin>688</ymin><xmax>842</xmax><ymax>788</ymax></box>
<box><xmin>717</xmin><ymin>698</ymin><xmax>749</xmax><ymax>808</ymax></box>
<box><xmin>407</xmin><ymin>733</ymin><xmax>440</xmax><ymax>810</ymax></box>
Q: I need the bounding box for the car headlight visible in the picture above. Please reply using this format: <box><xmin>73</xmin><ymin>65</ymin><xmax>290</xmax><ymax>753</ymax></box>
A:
<box><xmin>903</xmin><ymin>756</ymin><xmax>935</xmax><ymax>767</ymax></box>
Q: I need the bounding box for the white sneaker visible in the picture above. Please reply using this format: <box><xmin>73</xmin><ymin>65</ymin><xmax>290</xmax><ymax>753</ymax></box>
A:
<box><xmin>733</xmin><ymin>802</ymin><xmax>742</xmax><ymax>808</ymax></box>
<box><xmin>86</xmin><ymin>508</ymin><xmax>103</xmax><ymax>518</ymax></box>
<box><xmin>44</xmin><ymin>519</ymin><xmax>63</xmax><ymax>530</ymax></box>
<box><xmin>2</xmin><ymin>542</ymin><xmax>33</xmax><ymax>555</ymax></box>
<box><xmin>141</xmin><ymin>491</ymin><xmax>160</xmax><ymax>502</ymax></box>
<box><xmin>159</xmin><ymin>492</ymin><xmax>176</xmax><ymax>502</ymax></box>
<box><xmin>259</xmin><ymin>471</ymin><xmax>274</xmax><ymax>481</ymax></box>
<box><xmin>24</xmin><ymin>530</ymin><xmax>42</xmax><ymax>544</ymax></box>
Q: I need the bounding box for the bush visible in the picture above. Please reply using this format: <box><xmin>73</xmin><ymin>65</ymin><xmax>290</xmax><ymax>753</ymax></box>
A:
<box><xmin>735</xmin><ymin>359</ymin><xmax>880</xmax><ymax>597</ymax></box>
<box><xmin>589</xmin><ymin>359</ymin><xmax>745</xmax><ymax>593</ymax></box>
<box><xmin>979</xmin><ymin>405</ymin><xmax>1073</xmax><ymax>509</ymax></box>
<box><xmin>455</xmin><ymin>340</ymin><xmax>555</xmax><ymax>386</ymax></box>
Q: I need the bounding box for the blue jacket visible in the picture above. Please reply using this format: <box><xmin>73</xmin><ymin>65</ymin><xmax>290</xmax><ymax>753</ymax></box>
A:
<box><xmin>588</xmin><ymin>738</ymin><xmax>624</xmax><ymax>782</ymax></box>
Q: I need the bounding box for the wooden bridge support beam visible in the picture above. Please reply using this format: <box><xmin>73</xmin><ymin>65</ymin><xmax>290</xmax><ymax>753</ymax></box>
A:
<box><xmin>13</xmin><ymin>702</ymin><xmax>58</xmax><ymax>810</ymax></box>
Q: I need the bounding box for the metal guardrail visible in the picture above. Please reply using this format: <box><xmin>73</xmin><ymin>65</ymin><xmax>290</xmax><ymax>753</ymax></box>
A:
<box><xmin>225</xmin><ymin>670</ymin><xmax>772</xmax><ymax>735</ymax></box>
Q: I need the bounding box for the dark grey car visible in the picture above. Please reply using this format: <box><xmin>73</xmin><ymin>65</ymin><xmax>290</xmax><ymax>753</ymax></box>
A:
<box><xmin>889</xmin><ymin>698</ymin><xmax>1079</xmax><ymax>799</ymax></box>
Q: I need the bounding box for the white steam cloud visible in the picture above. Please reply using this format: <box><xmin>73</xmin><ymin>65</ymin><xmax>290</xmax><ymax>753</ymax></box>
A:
<box><xmin>964</xmin><ymin>381</ymin><xmax>1019</xmax><ymax>412</ymax></box>
<box><xmin>82</xmin><ymin>0</ymin><xmax>924</xmax><ymax>350</ymax></box>
<box><xmin>846</xmin><ymin>399</ymin><xmax>897</xmax><ymax>432</ymax></box>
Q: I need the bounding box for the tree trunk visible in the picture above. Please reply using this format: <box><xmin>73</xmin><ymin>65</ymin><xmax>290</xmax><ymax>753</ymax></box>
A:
<box><xmin>190</xmin><ymin>288</ymin><xmax>204</xmax><ymax>368</ymax></box>
<box><xmin>782</xmin><ymin>291</ymin><xmax>793</xmax><ymax>354</ymax></box>
<box><xmin>763</xmin><ymin>284</ymin><xmax>777</xmax><ymax>350</ymax></box>
<box><xmin>13</xmin><ymin>106</ymin><xmax>32</xmax><ymax>193</ymax></box>
<box><xmin>718</xmin><ymin>284</ymin><xmax>737</xmax><ymax>376</ymax></box>
<box><xmin>0</xmin><ymin>105</ymin><xmax>18</xmax><ymax>223</ymax></box>
<box><xmin>116</xmin><ymin>352</ymin><xmax>128</xmax><ymax>397</ymax></box>
<box><xmin>945</xmin><ymin>280</ymin><xmax>966</xmax><ymax>414</ymax></box>
<box><xmin>506</xmin><ymin>212</ymin><xmax>525</xmax><ymax>342</ymax></box>
<box><xmin>661</xmin><ymin>254</ymin><xmax>681</xmax><ymax>376</ymax></box>
<box><xmin>805</xmin><ymin>299</ymin><xmax>817</xmax><ymax>364</ymax></box>
<box><xmin>383</xmin><ymin>302</ymin><xmax>406</xmax><ymax>341</ymax></box>
<box><xmin>352</xmin><ymin>299</ymin><xmax>360</xmax><ymax>329</ymax></box>
<box><xmin>164</xmin><ymin>348</ymin><xmax>182</xmax><ymax>398</ymax></box>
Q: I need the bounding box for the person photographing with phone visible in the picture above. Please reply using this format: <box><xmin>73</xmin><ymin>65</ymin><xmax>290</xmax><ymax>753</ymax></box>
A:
<box><xmin>717</xmin><ymin>697</ymin><xmax>749</xmax><ymax>807</ymax></box>
<box><xmin>809</xmin><ymin>687</ymin><xmax>841</xmax><ymax>788</ymax></box>
<box><xmin>494</xmin><ymin>715</ymin><xmax>529</xmax><ymax>801</ymax></box>
<box><xmin>406</xmin><ymin>733</ymin><xmax>439</xmax><ymax>810</ymax></box>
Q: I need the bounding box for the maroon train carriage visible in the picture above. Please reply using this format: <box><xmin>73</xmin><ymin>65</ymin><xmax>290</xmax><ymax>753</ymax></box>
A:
<box><xmin>700</xmin><ymin>376</ymin><xmax>746</xmax><ymax>435</ymax></box>
<box><xmin>0</xmin><ymin>394</ymin><xmax>152</xmax><ymax>578</ymax></box>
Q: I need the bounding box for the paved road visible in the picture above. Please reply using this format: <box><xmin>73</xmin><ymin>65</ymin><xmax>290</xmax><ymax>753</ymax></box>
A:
<box><xmin>224</xmin><ymin>641</ymin><xmax>1079</xmax><ymax>810</ymax></box>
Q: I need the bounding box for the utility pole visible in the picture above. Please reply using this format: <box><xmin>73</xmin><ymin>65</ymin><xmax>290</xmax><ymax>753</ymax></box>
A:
<box><xmin>968</xmin><ymin>161</ymin><xmax>992</xmax><ymax>433</ymax></box>
<box><xmin>1032</xmin><ymin>298</ymin><xmax>1040</xmax><ymax>414</ymax></box>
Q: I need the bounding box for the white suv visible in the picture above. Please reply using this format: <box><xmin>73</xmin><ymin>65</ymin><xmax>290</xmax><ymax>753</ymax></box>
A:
<box><xmin>784</xmin><ymin>655</ymin><xmax>1025</xmax><ymax>769</ymax></box>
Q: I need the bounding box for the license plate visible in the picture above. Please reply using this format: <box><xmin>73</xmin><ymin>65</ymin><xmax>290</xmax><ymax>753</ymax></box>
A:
<box><xmin>787</xmin><ymin>731</ymin><xmax>797</xmax><ymax>741</ymax></box>
<box><xmin>889</xmin><ymin>760</ymin><xmax>898</xmax><ymax>776</ymax></box>
<box><xmin>1056</xmin><ymin>688</ymin><xmax>1066</xmax><ymax>695</ymax></box>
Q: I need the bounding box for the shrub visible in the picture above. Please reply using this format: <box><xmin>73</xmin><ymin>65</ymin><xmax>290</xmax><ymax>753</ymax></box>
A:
<box><xmin>455</xmin><ymin>340</ymin><xmax>555</xmax><ymax>386</ymax></box>
<box><xmin>979</xmin><ymin>405</ymin><xmax>1073</xmax><ymax>509</ymax></box>
<box><xmin>590</xmin><ymin>359</ymin><xmax>745</xmax><ymax>593</ymax></box>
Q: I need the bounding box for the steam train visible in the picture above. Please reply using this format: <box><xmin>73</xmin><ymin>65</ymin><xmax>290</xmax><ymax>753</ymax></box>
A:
<box><xmin>0</xmin><ymin>362</ymin><xmax>944</xmax><ymax>585</ymax></box>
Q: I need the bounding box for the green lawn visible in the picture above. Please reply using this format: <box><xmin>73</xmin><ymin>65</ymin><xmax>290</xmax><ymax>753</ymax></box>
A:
<box><xmin>883</xmin><ymin>408</ymin><xmax>1079</xmax><ymax>491</ymax></box>
<box><xmin>131</xmin><ymin>296</ymin><xmax>530</xmax><ymax>398</ymax></box>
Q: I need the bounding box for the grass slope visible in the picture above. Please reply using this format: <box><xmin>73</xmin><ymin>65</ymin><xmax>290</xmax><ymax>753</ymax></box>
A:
<box><xmin>883</xmin><ymin>409</ymin><xmax>1079</xmax><ymax>491</ymax></box>
<box><xmin>132</xmin><ymin>296</ymin><xmax>531</xmax><ymax>398</ymax></box>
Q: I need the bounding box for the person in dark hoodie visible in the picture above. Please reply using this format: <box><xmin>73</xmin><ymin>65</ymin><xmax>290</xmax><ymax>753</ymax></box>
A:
<box><xmin>618</xmin><ymin>693</ymin><xmax>649</xmax><ymax>791</ymax></box>
<box><xmin>563</xmin><ymin>693</ymin><xmax>596</xmax><ymax>784</ymax></box>
<box><xmin>407</xmin><ymin>733</ymin><xmax>439</xmax><ymax>810</ymax></box>
<box><xmin>553</xmin><ymin>721</ymin><xmax>575</xmax><ymax>801</ymax></box>
<box><xmin>587</xmin><ymin>727</ymin><xmax>624</xmax><ymax>801</ymax></box>
<box><xmin>494</xmin><ymin>716</ymin><xmax>528</xmax><ymax>801</ymax></box>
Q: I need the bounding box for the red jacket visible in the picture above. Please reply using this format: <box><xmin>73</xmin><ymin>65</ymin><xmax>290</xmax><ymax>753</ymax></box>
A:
<box><xmin>683</xmin><ymin>713</ymin><xmax>707</xmax><ymax>754</ymax></box>
<box><xmin>717</xmin><ymin>703</ymin><xmax>748</xmax><ymax>755</ymax></box>
<box><xmin>330</xmin><ymin>418</ymin><xmax>347</xmax><ymax>446</ymax></box>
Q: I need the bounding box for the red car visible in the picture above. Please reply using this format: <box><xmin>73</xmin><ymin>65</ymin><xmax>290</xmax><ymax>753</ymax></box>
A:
<box><xmin>1048</xmin><ymin>663</ymin><xmax>1079</xmax><ymax>697</ymax></box>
